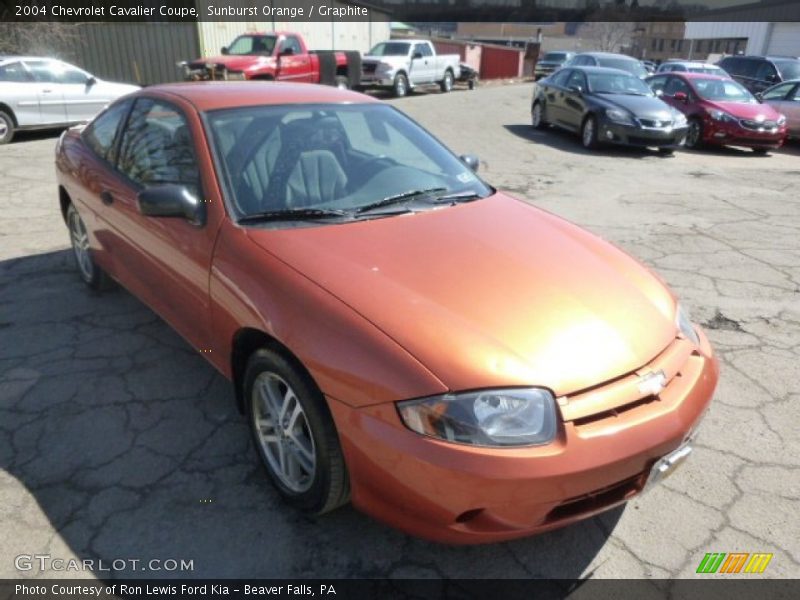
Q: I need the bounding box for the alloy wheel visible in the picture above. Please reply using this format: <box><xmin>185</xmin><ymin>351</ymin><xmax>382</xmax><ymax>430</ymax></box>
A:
<box><xmin>252</xmin><ymin>372</ymin><xmax>316</xmax><ymax>493</ymax></box>
<box><xmin>68</xmin><ymin>209</ymin><xmax>94</xmax><ymax>282</ymax></box>
<box><xmin>532</xmin><ymin>103</ymin><xmax>542</xmax><ymax>128</ymax></box>
<box><xmin>582</xmin><ymin>118</ymin><xmax>595</xmax><ymax>148</ymax></box>
<box><xmin>686</xmin><ymin>121</ymin><xmax>701</xmax><ymax>148</ymax></box>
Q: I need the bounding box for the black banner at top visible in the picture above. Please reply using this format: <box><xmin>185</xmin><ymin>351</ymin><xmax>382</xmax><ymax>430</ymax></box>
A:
<box><xmin>2</xmin><ymin>0</ymin><xmax>800</xmax><ymax>23</ymax></box>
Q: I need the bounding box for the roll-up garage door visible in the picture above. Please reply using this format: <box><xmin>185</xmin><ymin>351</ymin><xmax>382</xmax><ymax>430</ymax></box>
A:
<box><xmin>766</xmin><ymin>24</ymin><xmax>800</xmax><ymax>57</ymax></box>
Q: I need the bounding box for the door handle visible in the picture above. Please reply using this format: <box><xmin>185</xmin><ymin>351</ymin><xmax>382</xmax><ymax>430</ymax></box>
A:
<box><xmin>100</xmin><ymin>190</ymin><xmax>114</xmax><ymax>205</ymax></box>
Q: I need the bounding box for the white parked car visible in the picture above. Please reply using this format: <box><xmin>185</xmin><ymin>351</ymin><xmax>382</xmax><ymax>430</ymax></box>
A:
<box><xmin>360</xmin><ymin>40</ymin><xmax>461</xmax><ymax>97</ymax></box>
<box><xmin>0</xmin><ymin>56</ymin><xmax>139</xmax><ymax>144</ymax></box>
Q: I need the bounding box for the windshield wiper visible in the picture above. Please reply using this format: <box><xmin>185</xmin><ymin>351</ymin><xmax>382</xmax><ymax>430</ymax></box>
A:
<box><xmin>355</xmin><ymin>187</ymin><xmax>447</xmax><ymax>214</ymax></box>
<box><xmin>238</xmin><ymin>207</ymin><xmax>351</xmax><ymax>223</ymax></box>
<box><xmin>429</xmin><ymin>190</ymin><xmax>485</xmax><ymax>204</ymax></box>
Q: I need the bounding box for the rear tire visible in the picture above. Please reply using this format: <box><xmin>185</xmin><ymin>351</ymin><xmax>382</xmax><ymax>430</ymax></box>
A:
<box><xmin>393</xmin><ymin>73</ymin><xmax>408</xmax><ymax>97</ymax></box>
<box><xmin>66</xmin><ymin>203</ymin><xmax>111</xmax><ymax>291</ymax></box>
<box><xmin>244</xmin><ymin>348</ymin><xmax>349</xmax><ymax>516</ymax></box>
<box><xmin>440</xmin><ymin>70</ymin><xmax>454</xmax><ymax>93</ymax></box>
<box><xmin>0</xmin><ymin>110</ymin><xmax>15</xmax><ymax>145</ymax></box>
<box><xmin>334</xmin><ymin>75</ymin><xmax>349</xmax><ymax>90</ymax></box>
<box><xmin>581</xmin><ymin>115</ymin><xmax>598</xmax><ymax>149</ymax></box>
<box><xmin>752</xmin><ymin>147</ymin><xmax>769</xmax><ymax>155</ymax></box>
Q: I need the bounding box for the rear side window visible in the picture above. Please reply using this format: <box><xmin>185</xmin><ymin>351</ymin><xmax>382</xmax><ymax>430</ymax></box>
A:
<box><xmin>762</xmin><ymin>82</ymin><xmax>794</xmax><ymax>100</ymax></box>
<box><xmin>647</xmin><ymin>75</ymin><xmax>668</xmax><ymax>93</ymax></box>
<box><xmin>117</xmin><ymin>98</ymin><xmax>199</xmax><ymax>195</ymax></box>
<box><xmin>82</xmin><ymin>100</ymin><xmax>131</xmax><ymax>163</ymax></box>
<box><xmin>664</xmin><ymin>77</ymin><xmax>691</xmax><ymax>97</ymax></box>
<box><xmin>0</xmin><ymin>62</ymin><xmax>31</xmax><ymax>82</ymax></box>
<box><xmin>754</xmin><ymin>61</ymin><xmax>778</xmax><ymax>81</ymax></box>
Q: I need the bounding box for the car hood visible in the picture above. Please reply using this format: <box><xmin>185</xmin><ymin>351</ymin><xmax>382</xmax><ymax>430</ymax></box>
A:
<box><xmin>246</xmin><ymin>194</ymin><xmax>678</xmax><ymax>397</ymax></box>
<box><xmin>595</xmin><ymin>93</ymin><xmax>674</xmax><ymax>120</ymax></box>
<box><xmin>704</xmin><ymin>100</ymin><xmax>781</xmax><ymax>120</ymax></box>
<box><xmin>190</xmin><ymin>55</ymin><xmax>272</xmax><ymax>71</ymax></box>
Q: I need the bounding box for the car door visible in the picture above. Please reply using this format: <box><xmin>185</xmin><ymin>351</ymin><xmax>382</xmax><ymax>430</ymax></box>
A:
<box><xmin>21</xmin><ymin>60</ymin><xmax>68</xmax><ymax>124</ymax></box>
<box><xmin>560</xmin><ymin>70</ymin><xmax>589</xmax><ymax>130</ymax></box>
<box><xmin>0</xmin><ymin>61</ymin><xmax>42</xmax><ymax>127</ymax></box>
<box><xmin>50</xmin><ymin>61</ymin><xmax>110</xmax><ymax>122</ymax></box>
<box><xmin>103</xmin><ymin>97</ymin><xmax>217</xmax><ymax>352</ymax></box>
<box><xmin>276</xmin><ymin>35</ymin><xmax>311</xmax><ymax>82</ymax></box>
<box><xmin>542</xmin><ymin>68</ymin><xmax>571</xmax><ymax>124</ymax></box>
<box><xmin>660</xmin><ymin>76</ymin><xmax>693</xmax><ymax>115</ymax></box>
<box><xmin>409</xmin><ymin>43</ymin><xmax>433</xmax><ymax>84</ymax></box>
<box><xmin>776</xmin><ymin>83</ymin><xmax>800</xmax><ymax>134</ymax></box>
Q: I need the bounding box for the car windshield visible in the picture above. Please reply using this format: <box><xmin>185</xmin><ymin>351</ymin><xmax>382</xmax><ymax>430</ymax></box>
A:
<box><xmin>693</xmin><ymin>78</ymin><xmax>756</xmax><ymax>102</ymax></box>
<box><xmin>588</xmin><ymin>72</ymin><xmax>653</xmax><ymax>95</ymax></box>
<box><xmin>206</xmin><ymin>103</ymin><xmax>492</xmax><ymax>223</ymax></box>
<box><xmin>542</xmin><ymin>52</ymin><xmax>568</xmax><ymax>62</ymax></box>
<box><xmin>227</xmin><ymin>35</ymin><xmax>277</xmax><ymax>56</ymax></box>
<box><xmin>368</xmin><ymin>42</ymin><xmax>411</xmax><ymax>57</ymax></box>
<box><xmin>596</xmin><ymin>57</ymin><xmax>648</xmax><ymax>78</ymax></box>
<box><xmin>773</xmin><ymin>59</ymin><xmax>800</xmax><ymax>80</ymax></box>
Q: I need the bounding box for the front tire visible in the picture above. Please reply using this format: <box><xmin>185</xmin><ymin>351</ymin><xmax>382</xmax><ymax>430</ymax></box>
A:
<box><xmin>393</xmin><ymin>73</ymin><xmax>409</xmax><ymax>97</ymax></box>
<box><xmin>531</xmin><ymin>101</ymin><xmax>547</xmax><ymax>129</ymax></box>
<box><xmin>440</xmin><ymin>69</ymin><xmax>454</xmax><ymax>93</ymax></box>
<box><xmin>244</xmin><ymin>348</ymin><xmax>349</xmax><ymax>515</ymax></box>
<box><xmin>685</xmin><ymin>118</ymin><xmax>704</xmax><ymax>149</ymax></box>
<box><xmin>66</xmin><ymin>203</ymin><xmax>110</xmax><ymax>291</ymax></box>
<box><xmin>0</xmin><ymin>110</ymin><xmax>15</xmax><ymax>145</ymax></box>
<box><xmin>581</xmin><ymin>115</ymin><xmax>598</xmax><ymax>149</ymax></box>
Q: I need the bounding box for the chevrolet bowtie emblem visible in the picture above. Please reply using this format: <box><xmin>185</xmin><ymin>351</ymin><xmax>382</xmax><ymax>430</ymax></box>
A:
<box><xmin>638</xmin><ymin>370</ymin><xmax>667</xmax><ymax>396</ymax></box>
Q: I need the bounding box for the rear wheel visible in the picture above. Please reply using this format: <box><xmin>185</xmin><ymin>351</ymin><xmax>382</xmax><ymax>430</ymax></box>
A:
<box><xmin>751</xmin><ymin>147</ymin><xmax>769</xmax><ymax>155</ymax></box>
<box><xmin>581</xmin><ymin>115</ymin><xmax>598</xmax><ymax>149</ymax></box>
<box><xmin>244</xmin><ymin>348</ymin><xmax>349</xmax><ymax>515</ymax></box>
<box><xmin>66</xmin><ymin>203</ymin><xmax>111</xmax><ymax>290</ymax></box>
<box><xmin>393</xmin><ymin>73</ymin><xmax>408</xmax><ymax>97</ymax></box>
<box><xmin>685</xmin><ymin>118</ymin><xmax>703</xmax><ymax>149</ymax></box>
<box><xmin>0</xmin><ymin>110</ymin><xmax>15</xmax><ymax>145</ymax></box>
<box><xmin>440</xmin><ymin>70</ymin><xmax>454</xmax><ymax>93</ymax></box>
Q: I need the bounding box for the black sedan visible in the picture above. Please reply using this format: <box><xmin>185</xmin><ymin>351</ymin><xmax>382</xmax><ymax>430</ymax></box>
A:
<box><xmin>531</xmin><ymin>66</ymin><xmax>689</xmax><ymax>153</ymax></box>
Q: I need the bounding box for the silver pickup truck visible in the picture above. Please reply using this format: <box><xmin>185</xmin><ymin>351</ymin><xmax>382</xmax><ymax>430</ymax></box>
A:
<box><xmin>360</xmin><ymin>40</ymin><xmax>461</xmax><ymax>97</ymax></box>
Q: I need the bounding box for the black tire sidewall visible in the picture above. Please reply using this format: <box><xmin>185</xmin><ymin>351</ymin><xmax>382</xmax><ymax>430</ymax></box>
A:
<box><xmin>244</xmin><ymin>348</ymin><xmax>347</xmax><ymax>515</ymax></box>
<box><xmin>0</xmin><ymin>111</ymin><xmax>14</xmax><ymax>145</ymax></box>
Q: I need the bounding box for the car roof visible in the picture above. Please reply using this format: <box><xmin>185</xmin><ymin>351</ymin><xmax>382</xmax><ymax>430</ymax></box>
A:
<box><xmin>145</xmin><ymin>81</ymin><xmax>381</xmax><ymax>112</ymax></box>
<box><xmin>667</xmin><ymin>72</ymin><xmax>730</xmax><ymax>81</ymax></box>
<box><xmin>577</xmin><ymin>52</ymin><xmax>638</xmax><ymax>60</ymax></box>
<box><xmin>663</xmin><ymin>61</ymin><xmax>720</xmax><ymax>67</ymax></box>
<box><xmin>567</xmin><ymin>65</ymin><xmax>637</xmax><ymax>75</ymax></box>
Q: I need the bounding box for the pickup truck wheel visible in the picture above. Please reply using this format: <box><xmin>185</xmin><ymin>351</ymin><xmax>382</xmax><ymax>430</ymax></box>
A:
<box><xmin>393</xmin><ymin>73</ymin><xmax>408</xmax><ymax>97</ymax></box>
<box><xmin>334</xmin><ymin>76</ymin><xmax>349</xmax><ymax>90</ymax></box>
<box><xmin>66</xmin><ymin>203</ymin><xmax>111</xmax><ymax>291</ymax></box>
<box><xmin>245</xmin><ymin>348</ymin><xmax>349</xmax><ymax>515</ymax></box>
<box><xmin>0</xmin><ymin>110</ymin><xmax>15</xmax><ymax>145</ymax></box>
<box><xmin>440</xmin><ymin>70</ymin><xmax>454</xmax><ymax>93</ymax></box>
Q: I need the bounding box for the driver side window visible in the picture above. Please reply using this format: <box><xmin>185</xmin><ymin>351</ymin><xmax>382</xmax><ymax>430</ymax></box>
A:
<box><xmin>664</xmin><ymin>77</ymin><xmax>690</xmax><ymax>97</ymax></box>
<box><xmin>565</xmin><ymin>71</ymin><xmax>585</xmax><ymax>91</ymax></box>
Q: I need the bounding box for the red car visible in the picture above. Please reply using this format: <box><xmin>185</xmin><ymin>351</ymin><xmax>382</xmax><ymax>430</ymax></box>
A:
<box><xmin>55</xmin><ymin>83</ymin><xmax>718</xmax><ymax>544</ymax></box>
<box><xmin>646</xmin><ymin>72</ymin><xmax>788</xmax><ymax>153</ymax></box>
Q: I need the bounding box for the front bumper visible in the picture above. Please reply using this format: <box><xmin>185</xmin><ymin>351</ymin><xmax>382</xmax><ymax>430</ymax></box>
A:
<box><xmin>703</xmin><ymin>119</ymin><xmax>787</xmax><ymax>149</ymax></box>
<box><xmin>329</xmin><ymin>330</ymin><xmax>719</xmax><ymax>544</ymax></box>
<box><xmin>600</xmin><ymin>119</ymin><xmax>688</xmax><ymax>148</ymax></box>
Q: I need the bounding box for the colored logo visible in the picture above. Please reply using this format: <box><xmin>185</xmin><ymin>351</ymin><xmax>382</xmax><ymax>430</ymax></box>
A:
<box><xmin>696</xmin><ymin>552</ymin><xmax>773</xmax><ymax>574</ymax></box>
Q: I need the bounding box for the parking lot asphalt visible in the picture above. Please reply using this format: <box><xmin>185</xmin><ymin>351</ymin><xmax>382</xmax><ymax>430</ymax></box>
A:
<box><xmin>1</xmin><ymin>82</ymin><xmax>798</xmax><ymax>582</ymax></box>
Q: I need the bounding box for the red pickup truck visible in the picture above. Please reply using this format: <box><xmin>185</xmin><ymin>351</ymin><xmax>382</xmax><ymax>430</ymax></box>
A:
<box><xmin>182</xmin><ymin>32</ymin><xmax>361</xmax><ymax>89</ymax></box>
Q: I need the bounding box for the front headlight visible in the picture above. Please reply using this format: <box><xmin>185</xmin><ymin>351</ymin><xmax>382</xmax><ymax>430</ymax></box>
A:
<box><xmin>676</xmin><ymin>303</ymin><xmax>700</xmax><ymax>346</ymax></box>
<box><xmin>606</xmin><ymin>108</ymin><xmax>634</xmax><ymax>125</ymax></box>
<box><xmin>672</xmin><ymin>111</ymin><xmax>688</xmax><ymax>126</ymax></box>
<box><xmin>397</xmin><ymin>388</ymin><xmax>557</xmax><ymax>447</ymax></box>
<box><xmin>708</xmin><ymin>109</ymin><xmax>736</xmax><ymax>123</ymax></box>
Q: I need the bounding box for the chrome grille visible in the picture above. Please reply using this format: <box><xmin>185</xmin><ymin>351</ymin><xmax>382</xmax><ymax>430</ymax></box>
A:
<box><xmin>638</xmin><ymin>118</ymin><xmax>672</xmax><ymax>128</ymax></box>
<box><xmin>740</xmin><ymin>118</ymin><xmax>777</xmax><ymax>130</ymax></box>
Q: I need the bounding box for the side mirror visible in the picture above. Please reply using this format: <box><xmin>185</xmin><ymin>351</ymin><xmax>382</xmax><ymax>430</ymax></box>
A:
<box><xmin>221</xmin><ymin>46</ymin><xmax>229</xmax><ymax>55</ymax></box>
<box><xmin>673</xmin><ymin>91</ymin><xmax>688</xmax><ymax>103</ymax></box>
<box><xmin>755</xmin><ymin>92</ymin><xmax>763</xmax><ymax>102</ymax></box>
<box><xmin>412</xmin><ymin>51</ymin><xmax>424</xmax><ymax>60</ymax></box>
<box><xmin>766</xmin><ymin>73</ymin><xmax>779</xmax><ymax>83</ymax></box>
<box><xmin>280</xmin><ymin>46</ymin><xmax>295</xmax><ymax>56</ymax></box>
<box><xmin>138</xmin><ymin>185</ymin><xmax>205</xmax><ymax>225</ymax></box>
<box><xmin>459</xmin><ymin>154</ymin><xmax>480</xmax><ymax>172</ymax></box>
<box><xmin>568</xmin><ymin>84</ymin><xmax>583</xmax><ymax>94</ymax></box>
<box><xmin>85</xmin><ymin>75</ymin><xmax>97</xmax><ymax>87</ymax></box>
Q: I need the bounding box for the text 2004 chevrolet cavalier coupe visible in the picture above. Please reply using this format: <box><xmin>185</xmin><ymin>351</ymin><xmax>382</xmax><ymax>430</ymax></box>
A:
<box><xmin>55</xmin><ymin>82</ymin><xmax>718</xmax><ymax>543</ymax></box>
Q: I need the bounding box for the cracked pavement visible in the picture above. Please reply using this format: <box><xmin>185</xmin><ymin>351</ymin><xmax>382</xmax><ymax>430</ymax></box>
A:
<box><xmin>0</xmin><ymin>83</ymin><xmax>798</xmax><ymax>581</ymax></box>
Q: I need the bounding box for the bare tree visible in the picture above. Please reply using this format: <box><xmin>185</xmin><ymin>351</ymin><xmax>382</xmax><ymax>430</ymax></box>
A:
<box><xmin>579</xmin><ymin>21</ymin><xmax>636</xmax><ymax>53</ymax></box>
<box><xmin>0</xmin><ymin>22</ymin><xmax>83</xmax><ymax>58</ymax></box>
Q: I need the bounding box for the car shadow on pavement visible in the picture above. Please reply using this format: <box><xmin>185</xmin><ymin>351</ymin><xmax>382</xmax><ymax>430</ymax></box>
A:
<box><xmin>8</xmin><ymin>129</ymin><xmax>66</xmax><ymax>145</ymax></box>
<box><xmin>0</xmin><ymin>249</ymin><xmax>624</xmax><ymax>580</ymax></box>
<box><xmin>504</xmin><ymin>124</ymin><xmax>671</xmax><ymax>159</ymax></box>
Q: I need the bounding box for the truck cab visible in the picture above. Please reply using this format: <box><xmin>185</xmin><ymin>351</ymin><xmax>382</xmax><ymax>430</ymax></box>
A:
<box><xmin>361</xmin><ymin>39</ymin><xmax>461</xmax><ymax>97</ymax></box>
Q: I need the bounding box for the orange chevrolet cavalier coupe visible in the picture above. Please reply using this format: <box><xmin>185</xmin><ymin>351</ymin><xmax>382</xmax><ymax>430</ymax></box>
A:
<box><xmin>56</xmin><ymin>83</ymin><xmax>718</xmax><ymax>543</ymax></box>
